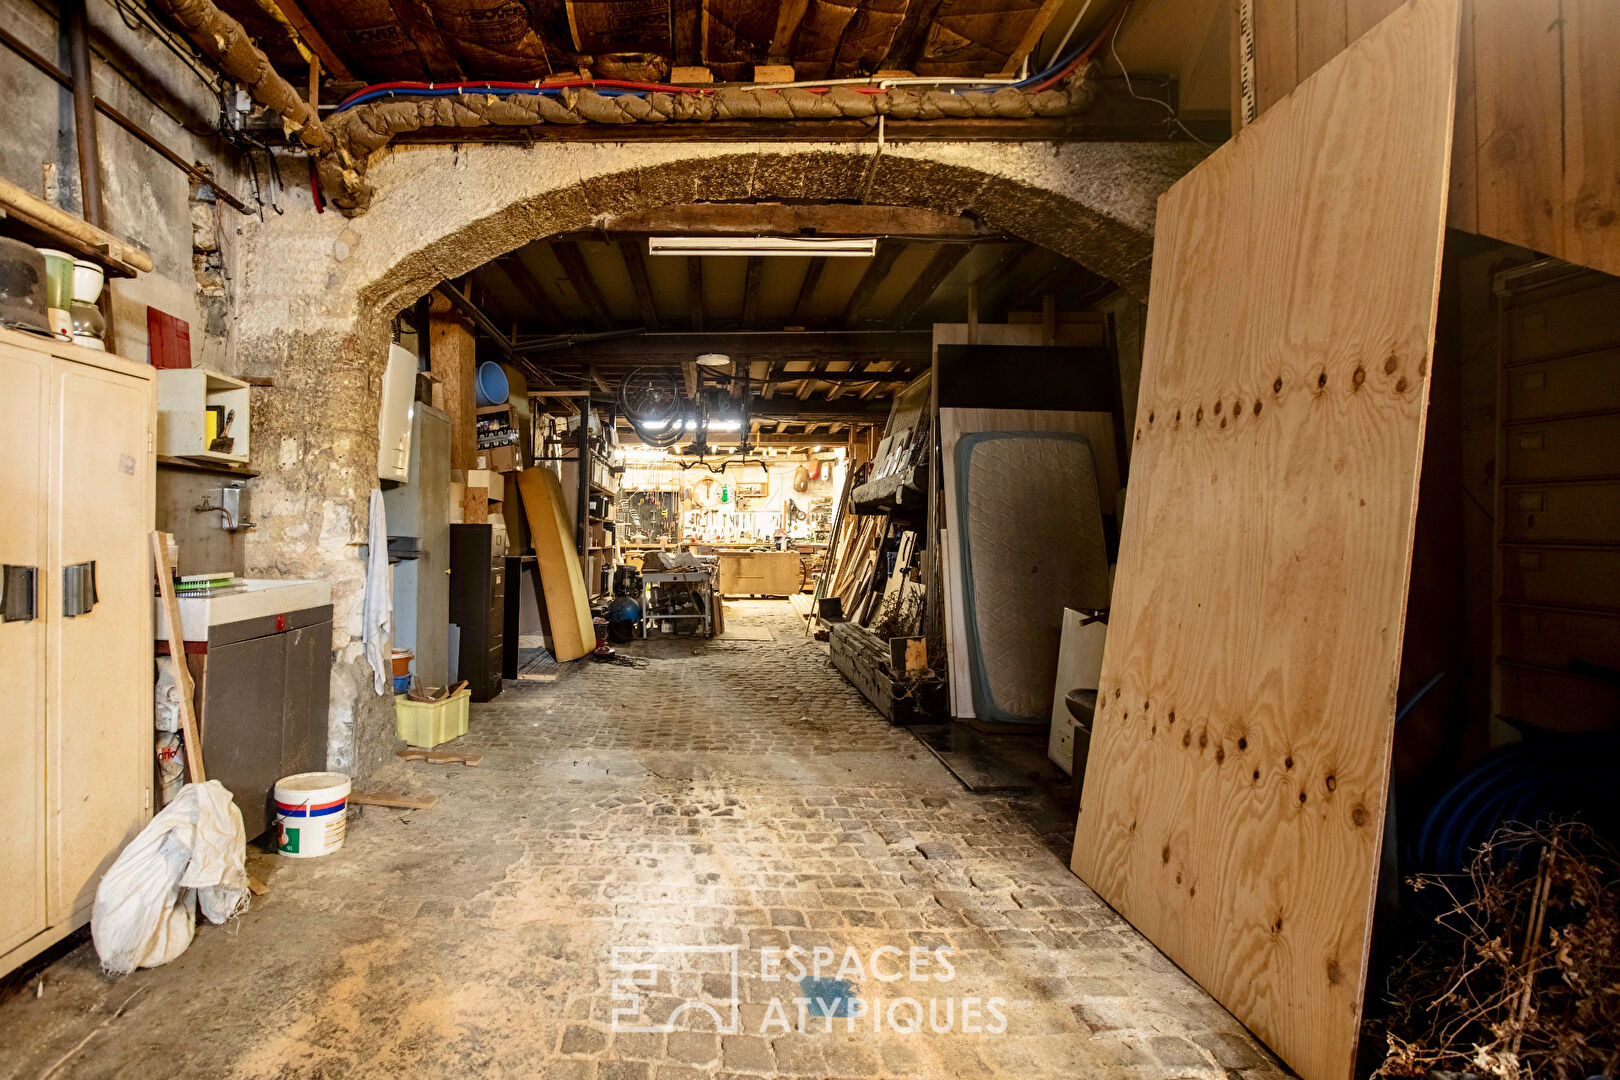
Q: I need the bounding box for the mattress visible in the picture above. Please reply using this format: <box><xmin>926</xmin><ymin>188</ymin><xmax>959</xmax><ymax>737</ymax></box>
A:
<box><xmin>954</xmin><ymin>431</ymin><xmax>1110</xmax><ymax>722</ymax></box>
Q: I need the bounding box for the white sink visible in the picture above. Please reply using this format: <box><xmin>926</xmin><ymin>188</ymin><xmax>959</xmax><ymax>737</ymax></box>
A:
<box><xmin>156</xmin><ymin>578</ymin><xmax>332</xmax><ymax>643</ymax></box>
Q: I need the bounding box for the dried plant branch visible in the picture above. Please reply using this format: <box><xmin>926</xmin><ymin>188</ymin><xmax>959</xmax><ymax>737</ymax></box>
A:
<box><xmin>1372</xmin><ymin>821</ymin><xmax>1620</xmax><ymax>1080</ymax></box>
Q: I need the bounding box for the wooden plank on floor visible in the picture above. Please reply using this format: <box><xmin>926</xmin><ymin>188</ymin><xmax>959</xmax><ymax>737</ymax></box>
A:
<box><xmin>397</xmin><ymin>750</ymin><xmax>485</xmax><ymax>766</ymax></box>
<box><xmin>349</xmin><ymin>791</ymin><xmax>440</xmax><ymax>809</ymax></box>
<box><xmin>1068</xmin><ymin>2</ymin><xmax>1460</xmax><ymax>1079</ymax></box>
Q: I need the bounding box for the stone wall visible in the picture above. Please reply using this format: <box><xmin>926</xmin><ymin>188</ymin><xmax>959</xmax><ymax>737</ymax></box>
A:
<box><xmin>231</xmin><ymin>137</ymin><xmax>1203</xmax><ymax>778</ymax></box>
<box><xmin>0</xmin><ymin>0</ymin><xmax>253</xmax><ymax>367</ymax></box>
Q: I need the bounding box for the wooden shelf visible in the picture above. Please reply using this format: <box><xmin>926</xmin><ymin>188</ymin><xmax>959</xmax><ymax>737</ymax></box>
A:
<box><xmin>156</xmin><ymin>454</ymin><xmax>258</xmax><ymax>478</ymax></box>
<box><xmin>0</xmin><ymin>179</ymin><xmax>150</xmax><ymax>278</ymax></box>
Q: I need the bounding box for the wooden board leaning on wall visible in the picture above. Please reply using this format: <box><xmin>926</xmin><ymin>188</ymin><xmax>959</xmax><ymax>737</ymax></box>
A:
<box><xmin>1071</xmin><ymin>1</ymin><xmax>1460</xmax><ymax>1079</ymax></box>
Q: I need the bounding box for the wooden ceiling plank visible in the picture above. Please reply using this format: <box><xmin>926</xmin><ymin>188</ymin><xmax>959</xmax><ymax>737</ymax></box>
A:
<box><xmin>998</xmin><ymin>0</ymin><xmax>1067</xmax><ymax>76</ymax></box>
<box><xmin>552</xmin><ymin>240</ymin><xmax>614</xmax><ymax>331</ymax></box>
<box><xmin>740</xmin><ymin>255</ymin><xmax>765</xmax><ymax>329</ymax></box>
<box><xmin>889</xmin><ymin>243</ymin><xmax>970</xmax><ymax>328</ymax></box>
<box><xmin>687</xmin><ymin>256</ymin><xmax>706</xmax><ymax>331</ymax></box>
<box><xmin>841</xmin><ymin>240</ymin><xmax>905</xmax><ymax>327</ymax></box>
<box><xmin>617</xmin><ymin>238</ymin><xmax>662</xmax><ymax>331</ymax></box>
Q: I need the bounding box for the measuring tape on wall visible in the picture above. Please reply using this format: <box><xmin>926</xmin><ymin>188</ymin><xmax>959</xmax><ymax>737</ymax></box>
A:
<box><xmin>1237</xmin><ymin>0</ymin><xmax>1258</xmax><ymax>127</ymax></box>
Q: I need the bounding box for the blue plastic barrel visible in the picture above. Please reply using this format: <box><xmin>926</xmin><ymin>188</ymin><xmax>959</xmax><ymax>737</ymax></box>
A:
<box><xmin>474</xmin><ymin>361</ymin><xmax>509</xmax><ymax>406</ymax></box>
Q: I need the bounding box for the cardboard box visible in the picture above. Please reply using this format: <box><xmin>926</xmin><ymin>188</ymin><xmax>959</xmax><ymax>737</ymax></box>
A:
<box><xmin>467</xmin><ymin>469</ymin><xmax>503</xmax><ymax>502</ymax></box>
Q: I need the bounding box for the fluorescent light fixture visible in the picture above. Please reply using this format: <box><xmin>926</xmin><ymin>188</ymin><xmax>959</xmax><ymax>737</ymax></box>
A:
<box><xmin>648</xmin><ymin>236</ymin><xmax>878</xmax><ymax>258</ymax></box>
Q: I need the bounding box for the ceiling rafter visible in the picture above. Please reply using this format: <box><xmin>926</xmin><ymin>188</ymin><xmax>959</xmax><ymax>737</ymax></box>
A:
<box><xmin>617</xmin><ymin>239</ymin><xmax>661</xmax><ymax>331</ymax></box>
<box><xmin>841</xmin><ymin>240</ymin><xmax>905</xmax><ymax>328</ymax></box>
<box><xmin>889</xmin><ymin>243</ymin><xmax>970</xmax><ymax>329</ymax></box>
<box><xmin>687</xmin><ymin>256</ymin><xmax>705</xmax><ymax>332</ymax></box>
<box><xmin>551</xmin><ymin>240</ymin><xmax>614</xmax><ymax>331</ymax></box>
<box><xmin>740</xmin><ymin>256</ymin><xmax>765</xmax><ymax>330</ymax></box>
<box><xmin>497</xmin><ymin>254</ymin><xmax>566</xmax><ymax>331</ymax></box>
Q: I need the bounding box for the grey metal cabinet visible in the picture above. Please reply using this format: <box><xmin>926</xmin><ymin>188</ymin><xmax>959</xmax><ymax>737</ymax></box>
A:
<box><xmin>203</xmin><ymin>605</ymin><xmax>332</xmax><ymax>839</ymax></box>
<box><xmin>383</xmin><ymin>404</ymin><xmax>450</xmax><ymax>688</ymax></box>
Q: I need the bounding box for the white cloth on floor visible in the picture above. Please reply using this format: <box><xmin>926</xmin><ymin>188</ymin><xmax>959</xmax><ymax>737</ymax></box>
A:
<box><xmin>91</xmin><ymin>780</ymin><xmax>249</xmax><ymax>975</ymax></box>
<box><xmin>364</xmin><ymin>487</ymin><xmax>391</xmax><ymax>695</ymax></box>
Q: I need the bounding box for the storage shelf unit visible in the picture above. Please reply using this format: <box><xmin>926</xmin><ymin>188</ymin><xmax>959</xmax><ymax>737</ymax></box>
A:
<box><xmin>156</xmin><ymin>368</ymin><xmax>250</xmax><ymax>464</ymax></box>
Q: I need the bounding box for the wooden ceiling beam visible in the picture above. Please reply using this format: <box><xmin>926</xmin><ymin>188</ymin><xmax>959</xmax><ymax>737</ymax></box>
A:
<box><xmin>496</xmin><ymin>254</ymin><xmax>566</xmax><ymax>331</ymax></box>
<box><xmin>388</xmin><ymin>0</ymin><xmax>463</xmax><ymax>81</ymax></box>
<box><xmin>551</xmin><ymin>240</ymin><xmax>614</xmax><ymax>331</ymax></box>
<box><xmin>791</xmin><ymin>257</ymin><xmax>827</xmax><ymax>327</ymax></box>
<box><xmin>998</xmin><ymin>0</ymin><xmax>1066</xmax><ymax>76</ymax></box>
<box><xmin>606</xmin><ymin>203</ymin><xmax>985</xmax><ymax>239</ymax></box>
<box><xmin>740</xmin><ymin>256</ymin><xmax>764</xmax><ymax>330</ymax></box>
<box><xmin>889</xmin><ymin>243</ymin><xmax>970</xmax><ymax>328</ymax></box>
<box><xmin>616</xmin><ymin>239</ymin><xmax>661</xmax><ymax>331</ymax></box>
<box><xmin>841</xmin><ymin>241</ymin><xmax>905</xmax><ymax>328</ymax></box>
<box><xmin>262</xmin><ymin>0</ymin><xmax>353</xmax><ymax>80</ymax></box>
<box><xmin>687</xmin><ymin>257</ymin><xmax>705</xmax><ymax>331</ymax></box>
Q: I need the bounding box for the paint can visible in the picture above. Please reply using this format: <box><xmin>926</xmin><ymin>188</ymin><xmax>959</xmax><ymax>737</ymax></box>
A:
<box><xmin>273</xmin><ymin>772</ymin><xmax>351</xmax><ymax>858</ymax></box>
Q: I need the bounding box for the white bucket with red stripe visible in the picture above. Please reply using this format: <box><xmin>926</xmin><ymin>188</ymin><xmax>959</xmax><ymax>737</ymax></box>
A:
<box><xmin>273</xmin><ymin>772</ymin><xmax>351</xmax><ymax>858</ymax></box>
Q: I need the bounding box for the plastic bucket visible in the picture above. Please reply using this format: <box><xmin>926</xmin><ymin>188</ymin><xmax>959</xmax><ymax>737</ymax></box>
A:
<box><xmin>273</xmin><ymin>772</ymin><xmax>351</xmax><ymax>858</ymax></box>
<box><xmin>474</xmin><ymin>360</ymin><xmax>509</xmax><ymax>406</ymax></box>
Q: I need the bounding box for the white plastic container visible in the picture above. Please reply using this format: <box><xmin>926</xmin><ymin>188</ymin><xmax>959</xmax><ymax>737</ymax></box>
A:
<box><xmin>272</xmin><ymin>772</ymin><xmax>351</xmax><ymax>858</ymax></box>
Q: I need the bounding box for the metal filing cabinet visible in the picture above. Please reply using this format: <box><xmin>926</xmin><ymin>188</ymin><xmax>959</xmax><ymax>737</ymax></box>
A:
<box><xmin>449</xmin><ymin>524</ymin><xmax>503</xmax><ymax>701</ymax></box>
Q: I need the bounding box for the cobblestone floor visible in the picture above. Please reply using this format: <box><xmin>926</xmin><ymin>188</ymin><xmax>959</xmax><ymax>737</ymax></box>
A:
<box><xmin>0</xmin><ymin>601</ymin><xmax>1289</xmax><ymax>1079</ymax></box>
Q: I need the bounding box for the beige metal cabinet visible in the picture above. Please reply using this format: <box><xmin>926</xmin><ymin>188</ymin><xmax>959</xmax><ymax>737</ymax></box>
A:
<box><xmin>0</xmin><ymin>328</ymin><xmax>154</xmax><ymax>976</ymax></box>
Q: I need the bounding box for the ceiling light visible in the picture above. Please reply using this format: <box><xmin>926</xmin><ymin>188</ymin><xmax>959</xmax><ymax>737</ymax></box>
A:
<box><xmin>695</xmin><ymin>353</ymin><xmax>730</xmax><ymax>368</ymax></box>
<box><xmin>648</xmin><ymin>236</ymin><xmax>878</xmax><ymax>258</ymax></box>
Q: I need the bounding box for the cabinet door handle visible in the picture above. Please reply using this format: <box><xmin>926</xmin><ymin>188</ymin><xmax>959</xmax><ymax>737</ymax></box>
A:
<box><xmin>2</xmin><ymin>565</ymin><xmax>37</xmax><ymax>622</ymax></box>
<box><xmin>62</xmin><ymin>561</ymin><xmax>98</xmax><ymax>617</ymax></box>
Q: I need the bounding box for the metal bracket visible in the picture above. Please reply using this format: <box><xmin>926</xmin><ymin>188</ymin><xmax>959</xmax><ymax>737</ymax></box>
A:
<box><xmin>2</xmin><ymin>565</ymin><xmax>38</xmax><ymax>622</ymax></box>
<box><xmin>62</xmin><ymin>561</ymin><xmax>97</xmax><ymax>617</ymax></box>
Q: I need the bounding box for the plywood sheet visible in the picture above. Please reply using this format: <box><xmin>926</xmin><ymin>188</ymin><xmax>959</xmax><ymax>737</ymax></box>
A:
<box><xmin>1069</xmin><ymin>1</ymin><xmax>1458</xmax><ymax>1078</ymax></box>
<box><xmin>515</xmin><ymin>468</ymin><xmax>596</xmax><ymax>662</ymax></box>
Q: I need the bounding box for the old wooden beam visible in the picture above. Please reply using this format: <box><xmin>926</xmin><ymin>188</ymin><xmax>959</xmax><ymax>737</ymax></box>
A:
<box><xmin>606</xmin><ymin>203</ymin><xmax>985</xmax><ymax>239</ymax></box>
<box><xmin>999</xmin><ymin>0</ymin><xmax>1067</xmax><ymax>76</ymax></box>
<box><xmin>389</xmin><ymin>0</ymin><xmax>462</xmax><ymax>80</ymax></box>
<box><xmin>687</xmin><ymin>257</ymin><xmax>705</xmax><ymax>331</ymax></box>
<box><xmin>842</xmin><ymin>241</ymin><xmax>905</xmax><ymax>327</ymax></box>
<box><xmin>740</xmin><ymin>256</ymin><xmax>764</xmax><ymax>330</ymax></box>
<box><xmin>791</xmin><ymin>257</ymin><xmax>827</xmax><ymax>327</ymax></box>
<box><xmin>262</xmin><ymin>0</ymin><xmax>353</xmax><ymax>80</ymax></box>
<box><xmin>617</xmin><ymin>239</ymin><xmax>661</xmax><ymax>331</ymax></box>
<box><xmin>889</xmin><ymin>243</ymin><xmax>970</xmax><ymax>328</ymax></box>
<box><xmin>551</xmin><ymin>241</ymin><xmax>613</xmax><ymax>331</ymax></box>
<box><xmin>498</xmin><ymin>254</ymin><xmax>567</xmax><ymax>331</ymax></box>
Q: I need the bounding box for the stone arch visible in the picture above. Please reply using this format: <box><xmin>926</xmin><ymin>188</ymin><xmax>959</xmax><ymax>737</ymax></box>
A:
<box><xmin>236</xmin><ymin>138</ymin><xmax>1201</xmax><ymax>775</ymax></box>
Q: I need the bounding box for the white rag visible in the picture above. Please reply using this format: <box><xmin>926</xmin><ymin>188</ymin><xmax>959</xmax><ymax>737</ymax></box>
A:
<box><xmin>364</xmin><ymin>487</ymin><xmax>391</xmax><ymax>694</ymax></box>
